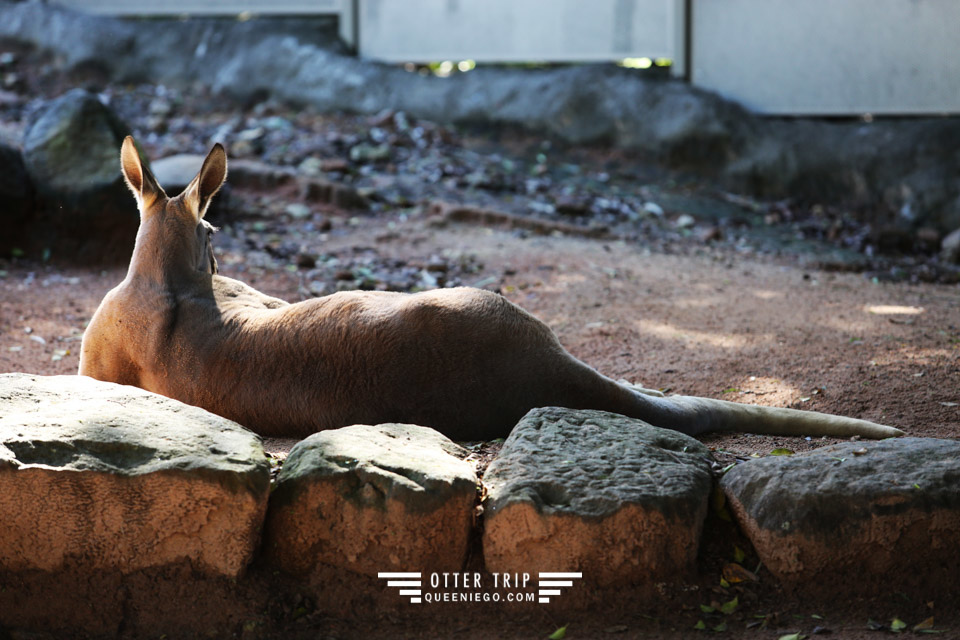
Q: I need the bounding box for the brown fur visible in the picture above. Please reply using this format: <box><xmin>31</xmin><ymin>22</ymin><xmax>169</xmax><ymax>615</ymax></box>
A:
<box><xmin>79</xmin><ymin>138</ymin><xmax>905</xmax><ymax>441</ymax></box>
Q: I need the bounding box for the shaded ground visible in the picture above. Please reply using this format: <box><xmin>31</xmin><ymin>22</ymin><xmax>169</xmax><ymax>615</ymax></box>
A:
<box><xmin>1</xmin><ymin>53</ymin><xmax>959</xmax><ymax>640</ymax></box>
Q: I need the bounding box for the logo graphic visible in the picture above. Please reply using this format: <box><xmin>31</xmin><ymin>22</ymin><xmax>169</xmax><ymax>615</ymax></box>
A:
<box><xmin>537</xmin><ymin>572</ymin><xmax>583</xmax><ymax>603</ymax></box>
<box><xmin>378</xmin><ymin>570</ymin><xmax>583</xmax><ymax>605</ymax></box>
<box><xmin>377</xmin><ymin>572</ymin><xmax>423</xmax><ymax>604</ymax></box>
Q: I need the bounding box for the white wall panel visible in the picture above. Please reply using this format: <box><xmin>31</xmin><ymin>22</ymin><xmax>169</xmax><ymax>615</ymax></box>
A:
<box><xmin>691</xmin><ymin>0</ymin><xmax>960</xmax><ymax>115</ymax></box>
<box><xmin>356</xmin><ymin>0</ymin><xmax>684</xmax><ymax>72</ymax></box>
<box><xmin>53</xmin><ymin>0</ymin><xmax>345</xmax><ymax>16</ymax></box>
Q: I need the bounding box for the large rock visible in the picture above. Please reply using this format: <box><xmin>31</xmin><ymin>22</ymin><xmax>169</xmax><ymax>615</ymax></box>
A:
<box><xmin>721</xmin><ymin>438</ymin><xmax>960</xmax><ymax>589</ymax></box>
<box><xmin>0</xmin><ymin>1</ymin><xmax>135</xmax><ymax>75</ymax></box>
<box><xmin>0</xmin><ymin>373</ymin><xmax>270</xmax><ymax>578</ymax></box>
<box><xmin>482</xmin><ymin>407</ymin><xmax>713</xmax><ymax>587</ymax></box>
<box><xmin>941</xmin><ymin>227</ymin><xmax>960</xmax><ymax>263</ymax></box>
<box><xmin>0</xmin><ymin>142</ymin><xmax>32</xmax><ymax>255</ymax></box>
<box><xmin>149</xmin><ymin>153</ymin><xmax>207</xmax><ymax>193</ymax></box>
<box><xmin>149</xmin><ymin>153</ymin><xmax>232</xmax><ymax>220</ymax></box>
<box><xmin>23</xmin><ymin>89</ymin><xmax>128</xmax><ymax>196</ymax></box>
<box><xmin>264</xmin><ymin>424</ymin><xmax>477</xmax><ymax>577</ymax></box>
<box><xmin>21</xmin><ymin>89</ymin><xmax>137</xmax><ymax>263</ymax></box>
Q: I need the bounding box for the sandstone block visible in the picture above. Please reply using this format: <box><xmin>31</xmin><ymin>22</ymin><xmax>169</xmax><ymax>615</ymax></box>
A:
<box><xmin>482</xmin><ymin>407</ymin><xmax>713</xmax><ymax>586</ymax></box>
<box><xmin>721</xmin><ymin>438</ymin><xmax>960</xmax><ymax>587</ymax></box>
<box><xmin>0</xmin><ymin>373</ymin><xmax>270</xmax><ymax>578</ymax></box>
<box><xmin>264</xmin><ymin>424</ymin><xmax>477</xmax><ymax>577</ymax></box>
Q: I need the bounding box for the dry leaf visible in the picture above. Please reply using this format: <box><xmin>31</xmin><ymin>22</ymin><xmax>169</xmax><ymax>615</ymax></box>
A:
<box><xmin>722</xmin><ymin>562</ymin><xmax>759</xmax><ymax>584</ymax></box>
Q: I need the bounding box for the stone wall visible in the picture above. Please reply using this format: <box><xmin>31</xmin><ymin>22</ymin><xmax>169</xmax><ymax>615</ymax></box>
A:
<box><xmin>3</xmin><ymin>373</ymin><xmax>959</xmax><ymax>636</ymax></box>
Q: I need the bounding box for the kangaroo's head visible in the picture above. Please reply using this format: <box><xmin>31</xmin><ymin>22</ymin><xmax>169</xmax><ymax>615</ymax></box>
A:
<box><xmin>120</xmin><ymin>136</ymin><xmax>226</xmax><ymax>278</ymax></box>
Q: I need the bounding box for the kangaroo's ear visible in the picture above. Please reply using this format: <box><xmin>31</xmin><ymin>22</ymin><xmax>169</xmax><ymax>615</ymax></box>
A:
<box><xmin>120</xmin><ymin>136</ymin><xmax>164</xmax><ymax>209</ymax></box>
<box><xmin>184</xmin><ymin>143</ymin><xmax>227</xmax><ymax>219</ymax></box>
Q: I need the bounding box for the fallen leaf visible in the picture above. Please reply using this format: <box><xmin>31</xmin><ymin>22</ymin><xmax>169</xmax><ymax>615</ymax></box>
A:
<box><xmin>720</xmin><ymin>596</ymin><xmax>739</xmax><ymax>615</ymax></box>
<box><xmin>693</xmin><ymin>620</ymin><xmax>706</xmax><ymax>631</ymax></box>
<box><xmin>913</xmin><ymin>617</ymin><xmax>935</xmax><ymax>631</ymax></box>
<box><xmin>548</xmin><ymin>625</ymin><xmax>568</xmax><ymax>639</ymax></box>
<box><xmin>722</xmin><ymin>562</ymin><xmax>759</xmax><ymax>584</ymax></box>
<box><xmin>778</xmin><ymin>634</ymin><xmax>806</xmax><ymax>640</ymax></box>
<box><xmin>603</xmin><ymin>624</ymin><xmax>628</xmax><ymax>634</ymax></box>
<box><xmin>713</xmin><ymin>622</ymin><xmax>727</xmax><ymax>632</ymax></box>
<box><xmin>700</xmin><ymin>604</ymin><xmax>715</xmax><ymax>613</ymax></box>
<box><xmin>711</xmin><ymin>486</ymin><xmax>732</xmax><ymax>522</ymax></box>
<box><xmin>770</xmin><ymin>448</ymin><xmax>795</xmax><ymax>456</ymax></box>
<box><xmin>733</xmin><ymin>545</ymin><xmax>746</xmax><ymax>563</ymax></box>
<box><xmin>891</xmin><ymin>617</ymin><xmax>907</xmax><ymax>632</ymax></box>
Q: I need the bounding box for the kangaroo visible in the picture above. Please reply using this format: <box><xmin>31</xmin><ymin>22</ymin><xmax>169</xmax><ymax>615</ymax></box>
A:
<box><xmin>78</xmin><ymin>137</ymin><xmax>904</xmax><ymax>442</ymax></box>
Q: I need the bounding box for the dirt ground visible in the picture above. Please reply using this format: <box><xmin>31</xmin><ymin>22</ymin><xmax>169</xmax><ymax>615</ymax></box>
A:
<box><xmin>2</xmin><ymin>200</ymin><xmax>959</xmax><ymax>639</ymax></box>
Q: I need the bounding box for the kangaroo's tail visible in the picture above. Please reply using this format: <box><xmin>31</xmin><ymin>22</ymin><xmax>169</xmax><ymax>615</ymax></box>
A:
<box><xmin>615</xmin><ymin>385</ymin><xmax>903</xmax><ymax>439</ymax></box>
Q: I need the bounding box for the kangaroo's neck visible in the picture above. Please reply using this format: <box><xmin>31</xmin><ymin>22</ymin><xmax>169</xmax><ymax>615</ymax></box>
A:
<box><xmin>126</xmin><ymin>217</ymin><xmax>209</xmax><ymax>291</ymax></box>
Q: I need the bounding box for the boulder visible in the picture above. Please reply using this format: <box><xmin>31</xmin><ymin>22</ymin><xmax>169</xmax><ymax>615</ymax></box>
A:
<box><xmin>23</xmin><ymin>89</ymin><xmax>128</xmax><ymax>196</ymax></box>
<box><xmin>721</xmin><ymin>438</ymin><xmax>960</xmax><ymax>590</ymax></box>
<box><xmin>0</xmin><ymin>373</ymin><xmax>270</xmax><ymax>578</ymax></box>
<box><xmin>482</xmin><ymin>407</ymin><xmax>713</xmax><ymax>587</ymax></box>
<box><xmin>142</xmin><ymin>153</ymin><xmax>233</xmax><ymax>220</ymax></box>
<box><xmin>0</xmin><ymin>1</ymin><xmax>135</xmax><ymax>76</ymax></box>
<box><xmin>0</xmin><ymin>142</ymin><xmax>32</xmax><ymax>255</ymax></box>
<box><xmin>150</xmin><ymin>153</ymin><xmax>206</xmax><ymax>193</ymax></box>
<box><xmin>941</xmin><ymin>227</ymin><xmax>960</xmax><ymax>263</ymax></box>
<box><xmin>21</xmin><ymin>89</ymin><xmax>136</xmax><ymax>263</ymax></box>
<box><xmin>264</xmin><ymin>423</ymin><xmax>477</xmax><ymax>577</ymax></box>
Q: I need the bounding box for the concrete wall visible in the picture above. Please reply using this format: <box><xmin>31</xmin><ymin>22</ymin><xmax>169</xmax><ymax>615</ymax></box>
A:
<box><xmin>691</xmin><ymin>0</ymin><xmax>960</xmax><ymax>115</ymax></box>
<box><xmin>54</xmin><ymin>0</ymin><xmax>345</xmax><ymax>15</ymax></box>
<box><xmin>49</xmin><ymin>0</ymin><xmax>960</xmax><ymax>115</ymax></box>
<box><xmin>355</xmin><ymin>0</ymin><xmax>684</xmax><ymax>70</ymax></box>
